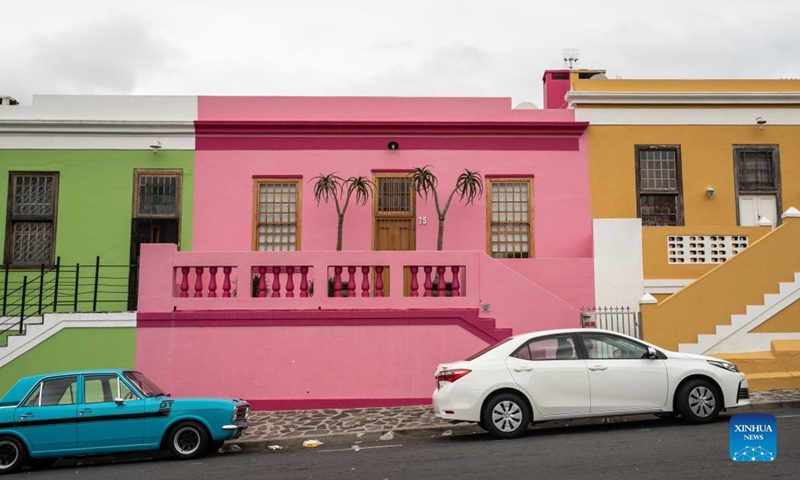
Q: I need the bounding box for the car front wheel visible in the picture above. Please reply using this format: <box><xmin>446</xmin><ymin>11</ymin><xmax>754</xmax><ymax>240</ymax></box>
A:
<box><xmin>0</xmin><ymin>436</ymin><xmax>27</xmax><ymax>475</ymax></box>
<box><xmin>676</xmin><ymin>379</ymin><xmax>722</xmax><ymax>424</ymax></box>
<box><xmin>481</xmin><ymin>392</ymin><xmax>531</xmax><ymax>439</ymax></box>
<box><xmin>167</xmin><ymin>422</ymin><xmax>209</xmax><ymax>460</ymax></box>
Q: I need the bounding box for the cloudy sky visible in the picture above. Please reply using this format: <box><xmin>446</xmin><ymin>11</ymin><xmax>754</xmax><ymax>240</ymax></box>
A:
<box><xmin>2</xmin><ymin>0</ymin><xmax>799</xmax><ymax>106</ymax></box>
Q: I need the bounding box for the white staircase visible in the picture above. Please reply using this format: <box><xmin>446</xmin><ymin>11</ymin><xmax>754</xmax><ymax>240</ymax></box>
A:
<box><xmin>0</xmin><ymin>312</ymin><xmax>135</xmax><ymax>367</ymax></box>
<box><xmin>679</xmin><ymin>272</ymin><xmax>800</xmax><ymax>354</ymax></box>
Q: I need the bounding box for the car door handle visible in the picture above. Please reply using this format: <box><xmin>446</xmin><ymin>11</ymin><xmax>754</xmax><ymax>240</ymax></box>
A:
<box><xmin>79</xmin><ymin>408</ymin><xmax>92</xmax><ymax>415</ymax></box>
<box><xmin>588</xmin><ymin>365</ymin><xmax>608</xmax><ymax>371</ymax></box>
<box><xmin>513</xmin><ymin>366</ymin><xmax>534</xmax><ymax>372</ymax></box>
<box><xmin>19</xmin><ymin>413</ymin><xmax>34</xmax><ymax>420</ymax></box>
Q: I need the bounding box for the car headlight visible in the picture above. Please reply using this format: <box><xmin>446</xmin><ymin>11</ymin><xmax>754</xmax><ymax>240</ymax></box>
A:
<box><xmin>707</xmin><ymin>359</ymin><xmax>740</xmax><ymax>373</ymax></box>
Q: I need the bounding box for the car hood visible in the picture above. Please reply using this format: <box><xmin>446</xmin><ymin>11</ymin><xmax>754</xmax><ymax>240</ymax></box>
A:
<box><xmin>668</xmin><ymin>351</ymin><xmax>724</xmax><ymax>362</ymax></box>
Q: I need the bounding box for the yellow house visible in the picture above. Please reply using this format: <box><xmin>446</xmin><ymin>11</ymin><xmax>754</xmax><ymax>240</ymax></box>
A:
<box><xmin>567</xmin><ymin>73</ymin><xmax>800</xmax><ymax>390</ymax></box>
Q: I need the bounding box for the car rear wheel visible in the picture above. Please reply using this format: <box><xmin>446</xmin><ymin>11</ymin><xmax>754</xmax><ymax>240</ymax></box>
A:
<box><xmin>0</xmin><ymin>436</ymin><xmax>26</xmax><ymax>475</ymax></box>
<box><xmin>481</xmin><ymin>392</ymin><xmax>531</xmax><ymax>439</ymax></box>
<box><xmin>167</xmin><ymin>422</ymin><xmax>209</xmax><ymax>460</ymax></box>
<box><xmin>676</xmin><ymin>379</ymin><xmax>722</xmax><ymax>424</ymax></box>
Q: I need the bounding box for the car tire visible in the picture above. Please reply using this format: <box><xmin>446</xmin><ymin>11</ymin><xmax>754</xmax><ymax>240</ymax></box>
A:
<box><xmin>0</xmin><ymin>435</ymin><xmax>27</xmax><ymax>475</ymax></box>
<box><xmin>676</xmin><ymin>379</ymin><xmax>722</xmax><ymax>424</ymax></box>
<box><xmin>481</xmin><ymin>392</ymin><xmax>531</xmax><ymax>439</ymax></box>
<box><xmin>207</xmin><ymin>440</ymin><xmax>225</xmax><ymax>455</ymax></box>
<box><xmin>166</xmin><ymin>421</ymin><xmax>209</xmax><ymax>460</ymax></box>
<box><xmin>26</xmin><ymin>457</ymin><xmax>57</xmax><ymax>470</ymax></box>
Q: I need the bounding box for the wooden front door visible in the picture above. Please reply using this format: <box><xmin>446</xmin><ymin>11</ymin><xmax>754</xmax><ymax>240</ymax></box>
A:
<box><xmin>373</xmin><ymin>175</ymin><xmax>415</xmax><ymax>296</ymax></box>
<box><xmin>373</xmin><ymin>174</ymin><xmax>415</xmax><ymax>251</ymax></box>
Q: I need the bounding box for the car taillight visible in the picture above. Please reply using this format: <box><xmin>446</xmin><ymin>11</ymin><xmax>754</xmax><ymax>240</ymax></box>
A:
<box><xmin>436</xmin><ymin>369</ymin><xmax>471</xmax><ymax>383</ymax></box>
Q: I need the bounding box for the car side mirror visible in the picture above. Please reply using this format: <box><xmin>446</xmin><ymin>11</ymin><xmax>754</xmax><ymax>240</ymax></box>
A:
<box><xmin>647</xmin><ymin>347</ymin><xmax>658</xmax><ymax>359</ymax></box>
<box><xmin>114</xmin><ymin>397</ymin><xmax>126</xmax><ymax>405</ymax></box>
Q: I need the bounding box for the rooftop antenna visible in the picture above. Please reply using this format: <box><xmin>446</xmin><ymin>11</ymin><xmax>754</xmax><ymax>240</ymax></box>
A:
<box><xmin>563</xmin><ymin>48</ymin><xmax>580</xmax><ymax>70</ymax></box>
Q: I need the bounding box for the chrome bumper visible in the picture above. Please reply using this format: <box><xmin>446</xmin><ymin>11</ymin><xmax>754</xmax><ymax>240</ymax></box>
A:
<box><xmin>222</xmin><ymin>422</ymin><xmax>250</xmax><ymax>430</ymax></box>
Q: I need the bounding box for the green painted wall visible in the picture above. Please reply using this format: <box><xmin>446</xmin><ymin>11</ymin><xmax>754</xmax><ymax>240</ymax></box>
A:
<box><xmin>0</xmin><ymin>150</ymin><xmax>193</xmax><ymax>312</ymax></box>
<box><xmin>0</xmin><ymin>327</ymin><xmax>135</xmax><ymax>397</ymax></box>
<box><xmin>0</xmin><ymin>149</ymin><xmax>194</xmax><ymax>264</ymax></box>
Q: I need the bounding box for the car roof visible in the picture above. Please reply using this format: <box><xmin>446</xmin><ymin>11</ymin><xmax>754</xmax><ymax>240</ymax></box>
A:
<box><xmin>0</xmin><ymin>369</ymin><xmax>131</xmax><ymax>405</ymax></box>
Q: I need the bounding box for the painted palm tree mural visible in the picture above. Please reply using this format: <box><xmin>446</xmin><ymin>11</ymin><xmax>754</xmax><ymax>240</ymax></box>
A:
<box><xmin>409</xmin><ymin>166</ymin><xmax>484</xmax><ymax>250</ymax></box>
<box><xmin>311</xmin><ymin>174</ymin><xmax>374</xmax><ymax>251</ymax></box>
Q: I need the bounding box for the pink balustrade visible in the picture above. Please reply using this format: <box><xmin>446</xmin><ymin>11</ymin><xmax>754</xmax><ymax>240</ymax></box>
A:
<box><xmin>327</xmin><ymin>266</ymin><xmax>388</xmax><ymax>298</ymax></box>
<box><xmin>144</xmin><ymin>245</ymin><xmax>480</xmax><ymax>312</ymax></box>
<box><xmin>404</xmin><ymin>265</ymin><xmax>465</xmax><ymax>297</ymax></box>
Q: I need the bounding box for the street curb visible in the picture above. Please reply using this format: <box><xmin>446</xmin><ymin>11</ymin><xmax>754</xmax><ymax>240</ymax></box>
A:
<box><xmin>225</xmin><ymin>399</ymin><xmax>799</xmax><ymax>453</ymax></box>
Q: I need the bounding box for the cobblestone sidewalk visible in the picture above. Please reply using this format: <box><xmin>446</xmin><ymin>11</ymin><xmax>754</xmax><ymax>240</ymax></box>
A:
<box><xmin>237</xmin><ymin>389</ymin><xmax>800</xmax><ymax>446</ymax></box>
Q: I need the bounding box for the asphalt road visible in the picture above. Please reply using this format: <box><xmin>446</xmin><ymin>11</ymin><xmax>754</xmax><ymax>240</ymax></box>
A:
<box><xmin>18</xmin><ymin>409</ymin><xmax>800</xmax><ymax>480</ymax></box>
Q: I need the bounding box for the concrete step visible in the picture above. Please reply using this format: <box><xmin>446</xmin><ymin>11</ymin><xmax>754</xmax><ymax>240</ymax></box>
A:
<box><xmin>746</xmin><ymin>371</ymin><xmax>800</xmax><ymax>392</ymax></box>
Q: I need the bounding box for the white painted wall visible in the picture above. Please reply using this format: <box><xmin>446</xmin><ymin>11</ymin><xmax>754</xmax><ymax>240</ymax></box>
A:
<box><xmin>0</xmin><ymin>95</ymin><xmax>197</xmax><ymax>150</ymax></box>
<box><xmin>593</xmin><ymin>218</ymin><xmax>644</xmax><ymax>311</ymax></box>
<box><xmin>574</xmin><ymin>107</ymin><xmax>800</xmax><ymax>126</ymax></box>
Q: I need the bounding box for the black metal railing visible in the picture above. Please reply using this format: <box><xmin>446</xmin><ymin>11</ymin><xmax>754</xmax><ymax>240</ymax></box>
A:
<box><xmin>580</xmin><ymin>306</ymin><xmax>642</xmax><ymax>339</ymax></box>
<box><xmin>0</xmin><ymin>257</ymin><xmax>138</xmax><ymax>338</ymax></box>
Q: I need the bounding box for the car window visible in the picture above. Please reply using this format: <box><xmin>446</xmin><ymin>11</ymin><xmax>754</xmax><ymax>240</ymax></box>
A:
<box><xmin>25</xmin><ymin>377</ymin><xmax>78</xmax><ymax>407</ymax></box>
<box><xmin>582</xmin><ymin>333</ymin><xmax>648</xmax><ymax>359</ymax></box>
<box><xmin>465</xmin><ymin>337</ymin><xmax>515</xmax><ymax>361</ymax></box>
<box><xmin>84</xmin><ymin>375</ymin><xmax>138</xmax><ymax>403</ymax></box>
<box><xmin>512</xmin><ymin>334</ymin><xmax>578</xmax><ymax>361</ymax></box>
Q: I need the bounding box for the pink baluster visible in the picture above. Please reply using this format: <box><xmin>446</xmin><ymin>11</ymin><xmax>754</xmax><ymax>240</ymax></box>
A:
<box><xmin>272</xmin><ymin>266</ymin><xmax>282</xmax><ymax>298</ymax></box>
<box><xmin>300</xmin><ymin>266</ymin><xmax>309</xmax><ymax>298</ymax></box>
<box><xmin>423</xmin><ymin>266</ymin><xmax>433</xmax><ymax>297</ymax></box>
<box><xmin>347</xmin><ymin>266</ymin><xmax>356</xmax><ymax>298</ymax></box>
<box><xmin>179</xmin><ymin>267</ymin><xmax>190</xmax><ymax>298</ymax></box>
<box><xmin>375</xmin><ymin>266</ymin><xmax>384</xmax><ymax>297</ymax></box>
<box><xmin>285</xmin><ymin>266</ymin><xmax>295</xmax><ymax>297</ymax></box>
<box><xmin>409</xmin><ymin>266</ymin><xmax>419</xmax><ymax>297</ymax></box>
<box><xmin>333</xmin><ymin>266</ymin><xmax>343</xmax><ymax>297</ymax></box>
<box><xmin>194</xmin><ymin>267</ymin><xmax>205</xmax><ymax>298</ymax></box>
<box><xmin>451</xmin><ymin>266</ymin><xmax>461</xmax><ymax>297</ymax></box>
<box><xmin>361</xmin><ymin>266</ymin><xmax>370</xmax><ymax>297</ymax></box>
<box><xmin>208</xmin><ymin>267</ymin><xmax>218</xmax><ymax>298</ymax></box>
<box><xmin>222</xmin><ymin>267</ymin><xmax>232</xmax><ymax>298</ymax></box>
<box><xmin>437</xmin><ymin>266</ymin><xmax>446</xmax><ymax>297</ymax></box>
<box><xmin>257</xmin><ymin>267</ymin><xmax>267</xmax><ymax>298</ymax></box>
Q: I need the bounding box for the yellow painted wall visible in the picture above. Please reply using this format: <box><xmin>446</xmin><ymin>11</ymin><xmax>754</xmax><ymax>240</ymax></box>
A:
<box><xmin>752</xmin><ymin>300</ymin><xmax>800</xmax><ymax>333</ymax></box>
<box><xmin>589</xmin><ymin>125</ymin><xmax>800</xmax><ymax>223</ymax></box>
<box><xmin>641</xmin><ymin>218</ymin><xmax>800</xmax><ymax>350</ymax></box>
<box><xmin>642</xmin><ymin>226</ymin><xmax>770</xmax><ymax>279</ymax></box>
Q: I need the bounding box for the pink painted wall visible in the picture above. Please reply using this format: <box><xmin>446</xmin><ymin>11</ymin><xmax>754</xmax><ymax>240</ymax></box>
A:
<box><xmin>137</xmin><ymin>323</ymin><xmax>488</xmax><ymax>408</ymax></box>
<box><xmin>192</xmin><ymin>96</ymin><xmax>593</xmax><ymax>309</ymax></box>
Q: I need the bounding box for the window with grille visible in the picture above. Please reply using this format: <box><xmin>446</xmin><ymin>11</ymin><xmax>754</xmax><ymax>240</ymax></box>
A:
<box><xmin>5</xmin><ymin>173</ymin><xmax>58</xmax><ymax>266</ymax></box>
<box><xmin>376</xmin><ymin>177</ymin><xmax>413</xmax><ymax>214</ymax></box>
<box><xmin>254</xmin><ymin>180</ymin><xmax>300</xmax><ymax>251</ymax></box>
<box><xmin>636</xmin><ymin>147</ymin><xmax>684</xmax><ymax>226</ymax></box>
<box><xmin>487</xmin><ymin>179</ymin><xmax>532</xmax><ymax>259</ymax></box>
<box><xmin>735</xmin><ymin>147</ymin><xmax>780</xmax><ymax>192</ymax></box>
<box><xmin>134</xmin><ymin>171</ymin><xmax>181</xmax><ymax>218</ymax></box>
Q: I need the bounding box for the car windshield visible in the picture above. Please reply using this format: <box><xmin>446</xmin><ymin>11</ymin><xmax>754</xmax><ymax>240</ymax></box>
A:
<box><xmin>123</xmin><ymin>371</ymin><xmax>168</xmax><ymax>397</ymax></box>
<box><xmin>465</xmin><ymin>337</ymin><xmax>515</xmax><ymax>361</ymax></box>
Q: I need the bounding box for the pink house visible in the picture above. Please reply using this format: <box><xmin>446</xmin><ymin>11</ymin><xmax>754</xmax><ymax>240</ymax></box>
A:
<box><xmin>136</xmin><ymin>95</ymin><xmax>593</xmax><ymax>410</ymax></box>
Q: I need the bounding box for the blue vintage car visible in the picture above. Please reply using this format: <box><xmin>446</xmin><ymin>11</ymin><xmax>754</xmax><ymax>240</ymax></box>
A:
<box><xmin>0</xmin><ymin>369</ymin><xmax>250</xmax><ymax>474</ymax></box>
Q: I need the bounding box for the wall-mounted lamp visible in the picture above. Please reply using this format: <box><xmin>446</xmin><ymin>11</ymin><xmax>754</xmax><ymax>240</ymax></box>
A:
<box><xmin>706</xmin><ymin>186</ymin><xmax>715</xmax><ymax>199</ymax></box>
<box><xmin>150</xmin><ymin>141</ymin><xmax>162</xmax><ymax>154</ymax></box>
<box><xmin>387</xmin><ymin>141</ymin><xmax>399</xmax><ymax>150</ymax></box>
<box><xmin>756</xmin><ymin>117</ymin><xmax>767</xmax><ymax>130</ymax></box>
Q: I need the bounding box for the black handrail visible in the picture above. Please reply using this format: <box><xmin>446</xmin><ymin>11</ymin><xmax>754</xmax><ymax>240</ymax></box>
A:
<box><xmin>0</xmin><ymin>257</ymin><xmax>139</xmax><ymax>338</ymax></box>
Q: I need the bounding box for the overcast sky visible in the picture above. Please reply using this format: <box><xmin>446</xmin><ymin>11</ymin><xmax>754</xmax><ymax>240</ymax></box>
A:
<box><xmin>2</xmin><ymin>0</ymin><xmax>799</xmax><ymax>106</ymax></box>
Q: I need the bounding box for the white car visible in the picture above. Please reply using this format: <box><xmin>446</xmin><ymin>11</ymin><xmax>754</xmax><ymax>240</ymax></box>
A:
<box><xmin>433</xmin><ymin>328</ymin><xmax>750</xmax><ymax>439</ymax></box>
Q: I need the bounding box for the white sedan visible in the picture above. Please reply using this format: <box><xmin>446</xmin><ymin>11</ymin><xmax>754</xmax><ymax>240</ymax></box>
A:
<box><xmin>433</xmin><ymin>328</ymin><xmax>750</xmax><ymax>439</ymax></box>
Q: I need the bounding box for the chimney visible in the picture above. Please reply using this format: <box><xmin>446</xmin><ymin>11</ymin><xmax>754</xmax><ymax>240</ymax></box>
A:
<box><xmin>1</xmin><ymin>96</ymin><xmax>19</xmax><ymax>106</ymax></box>
<box><xmin>542</xmin><ymin>70</ymin><xmax>571</xmax><ymax>109</ymax></box>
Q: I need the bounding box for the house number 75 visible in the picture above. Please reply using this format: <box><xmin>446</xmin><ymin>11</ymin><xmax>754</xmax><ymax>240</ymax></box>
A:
<box><xmin>418</xmin><ymin>216</ymin><xmax>427</xmax><ymax>225</ymax></box>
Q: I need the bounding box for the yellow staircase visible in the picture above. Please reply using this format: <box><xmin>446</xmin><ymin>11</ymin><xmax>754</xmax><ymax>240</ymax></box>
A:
<box><xmin>718</xmin><ymin>340</ymin><xmax>800</xmax><ymax>391</ymax></box>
